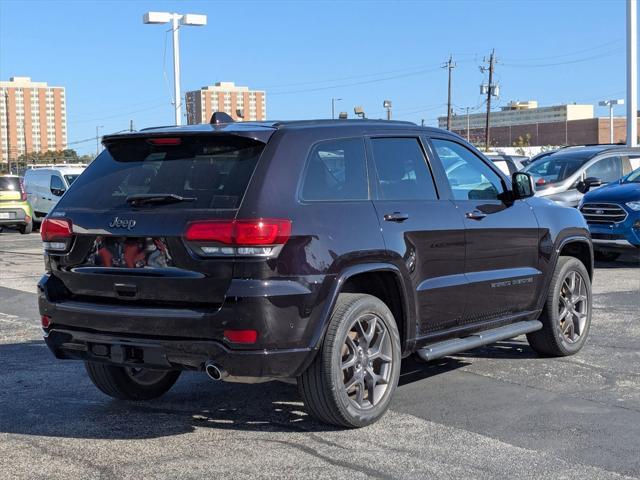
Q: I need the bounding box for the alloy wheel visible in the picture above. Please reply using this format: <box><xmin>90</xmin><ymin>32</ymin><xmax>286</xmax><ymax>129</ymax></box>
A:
<box><xmin>124</xmin><ymin>367</ymin><xmax>170</xmax><ymax>386</ymax></box>
<box><xmin>340</xmin><ymin>313</ymin><xmax>393</xmax><ymax>409</ymax></box>
<box><xmin>557</xmin><ymin>270</ymin><xmax>589</xmax><ymax>344</ymax></box>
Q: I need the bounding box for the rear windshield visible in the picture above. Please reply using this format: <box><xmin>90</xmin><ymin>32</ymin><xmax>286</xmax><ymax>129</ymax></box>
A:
<box><xmin>55</xmin><ymin>135</ymin><xmax>265</xmax><ymax>211</ymax></box>
<box><xmin>0</xmin><ymin>177</ymin><xmax>21</xmax><ymax>192</ymax></box>
<box><xmin>524</xmin><ymin>155</ymin><xmax>586</xmax><ymax>186</ymax></box>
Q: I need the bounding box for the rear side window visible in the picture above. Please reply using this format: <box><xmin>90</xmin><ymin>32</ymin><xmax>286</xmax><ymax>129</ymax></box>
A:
<box><xmin>56</xmin><ymin>135</ymin><xmax>264</xmax><ymax>210</ymax></box>
<box><xmin>370</xmin><ymin>137</ymin><xmax>437</xmax><ymax>200</ymax></box>
<box><xmin>301</xmin><ymin>138</ymin><xmax>368</xmax><ymax>201</ymax></box>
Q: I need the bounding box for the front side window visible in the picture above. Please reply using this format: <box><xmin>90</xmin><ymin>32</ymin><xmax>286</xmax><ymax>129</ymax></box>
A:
<box><xmin>585</xmin><ymin>156</ymin><xmax>622</xmax><ymax>183</ymax></box>
<box><xmin>50</xmin><ymin>175</ymin><xmax>65</xmax><ymax>191</ymax></box>
<box><xmin>370</xmin><ymin>137</ymin><xmax>437</xmax><ymax>200</ymax></box>
<box><xmin>432</xmin><ymin>139</ymin><xmax>502</xmax><ymax>200</ymax></box>
<box><xmin>301</xmin><ymin>138</ymin><xmax>368</xmax><ymax>201</ymax></box>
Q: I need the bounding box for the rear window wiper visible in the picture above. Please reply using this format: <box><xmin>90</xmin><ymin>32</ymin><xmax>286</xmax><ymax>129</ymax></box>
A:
<box><xmin>125</xmin><ymin>193</ymin><xmax>196</xmax><ymax>206</ymax></box>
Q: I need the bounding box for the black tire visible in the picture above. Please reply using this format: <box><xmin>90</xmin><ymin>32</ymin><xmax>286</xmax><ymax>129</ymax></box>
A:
<box><xmin>298</xmin><ymin>293</ymin><xmax>401</xmax><ymax>428</ymax></box>
<box><xmin>594</xmin><ymin>251</ymin><xmax>620</xmax><ymax>262</ymax></box>
<box><xmin>85</xmin><ymin>362</ymin><xmax>181</xmax><ymax>400</ymax></box>
<box><xmin>19</xmin><ymin>220</ymin><xmax>33</xmax><ymax>234</ymax></box>
<box><xmin>527</xmin><ymin>256</ymin><xmax>592</xmax><ymax>357</ymax></box>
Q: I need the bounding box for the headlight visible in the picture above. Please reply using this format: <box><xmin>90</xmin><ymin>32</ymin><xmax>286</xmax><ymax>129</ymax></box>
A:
<box><xmin>626</xmin><ymin>201</ymin><xmax>640</xmax><ymax>211</ymax></box>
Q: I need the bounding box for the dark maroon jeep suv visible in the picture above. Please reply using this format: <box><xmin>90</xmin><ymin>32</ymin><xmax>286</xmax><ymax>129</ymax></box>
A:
<box><xmin>39</xmin><ymin>118</ymin><xmax>593</xmax><ymax>427</ymax></box>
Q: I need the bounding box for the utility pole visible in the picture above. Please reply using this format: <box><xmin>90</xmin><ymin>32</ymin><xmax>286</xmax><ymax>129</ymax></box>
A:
<box><xmin>466</xmin><ymin>107</ymin><xmax>470</xmax><ymax>141</ymax></box>
<box><xmin>129</xmin><ymin>120</ymin><xmax>134</xmax><ymax>132</ymax></box>
<box><xmin>480</xmin><ymin>49</ymin><xmax>497</xmax><ymax>151</ymax></box>
<box><xmin>442</xmin><ymin>55</ymin><xmax>456</xmax><ymax>130</ymax></box>
<box><xmin>626</xmin><ymin>0</ymin><xmax>637</xmax><ymax>147</ymax></box>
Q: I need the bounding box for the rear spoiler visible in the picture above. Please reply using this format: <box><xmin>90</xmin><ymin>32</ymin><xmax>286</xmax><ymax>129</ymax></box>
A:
<box><xmin>102</xmin><ymin>125</ymin><xmax>276</xmax><ymax>146</ymax></box>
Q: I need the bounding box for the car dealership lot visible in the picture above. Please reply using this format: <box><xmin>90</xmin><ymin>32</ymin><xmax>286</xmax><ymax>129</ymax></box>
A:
<box><xmin>0</xmin><ymin>231</ymin><xmax>638</xmax><ymax>479</ymax></box>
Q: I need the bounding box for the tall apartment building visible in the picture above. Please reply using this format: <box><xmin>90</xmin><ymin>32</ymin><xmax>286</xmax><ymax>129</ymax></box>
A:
<box><xmin>0</xmin><ymin>77</ymin><xmax>68</xmax><ymax>163</ymax></box>
<box><xmin>438</xmin><ymin>100</ymin><xmax>594</xmax><ymax>131</ymax></box>
<box><xmin>186</xmin><ymin>82</ymin><xmax>266</xmax><ymax>124</ymax></box>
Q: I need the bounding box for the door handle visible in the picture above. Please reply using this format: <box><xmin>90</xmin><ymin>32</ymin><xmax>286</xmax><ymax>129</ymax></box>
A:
<box><xmin>384</xmin><ymin>212</ymin><xmax>410</xmax><ymax>222</ymax></box>
<box><xmin>465</xmin><ymin>210</ymin><xmax>487</xmax><ymax>220</ymax></box>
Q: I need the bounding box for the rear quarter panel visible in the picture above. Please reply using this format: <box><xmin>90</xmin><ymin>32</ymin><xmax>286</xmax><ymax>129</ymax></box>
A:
<box><xmin>237</xmin><ymin>128</ymin><xmax>388</xmax><ymax>349</ymax></box>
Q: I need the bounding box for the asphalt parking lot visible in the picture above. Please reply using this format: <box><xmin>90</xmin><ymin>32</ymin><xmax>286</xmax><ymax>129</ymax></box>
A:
<box><xmin>0</xmin><ymin>230</ymin><xmax>639</xmax><ymax>479</ymax></box>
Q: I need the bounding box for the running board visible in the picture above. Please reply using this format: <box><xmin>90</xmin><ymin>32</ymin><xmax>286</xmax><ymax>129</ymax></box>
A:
<box><xmin>415</xmin><ymin>320</ymin><xmax>542</xmax><ymax>362</ymax></box>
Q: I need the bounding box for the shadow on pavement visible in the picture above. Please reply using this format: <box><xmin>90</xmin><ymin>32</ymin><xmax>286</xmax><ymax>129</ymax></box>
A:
<box><xmin>0</xmin><ymin>338</ymin><xmax>464</xmax><ymax>440</ymax></box>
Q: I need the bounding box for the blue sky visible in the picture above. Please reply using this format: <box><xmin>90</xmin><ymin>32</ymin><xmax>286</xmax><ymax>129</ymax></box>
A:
<box><xmin>0</xmin><ymin>0</ymin><xmax>634</xmax><ymax>155</ymax></box>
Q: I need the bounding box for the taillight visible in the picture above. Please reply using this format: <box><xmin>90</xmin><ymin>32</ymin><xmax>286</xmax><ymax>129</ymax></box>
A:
<box><xmin>41</xmin><ymin>315</ymin><xmax>51</xmax><ymax>328</ymax></box>
<box><xmin>184</xmin><ymin>219</ymin><xmax>291</xmax><ymax>257</ymax></box>
<box><xmin>40</xmin><ymin>218</ymin><xmax>73</xmax><ymax>251</ymax></box>
<box><xmin>19</xmin><ymin>178</ymin><xmax>27</xmax><ymax>201</ymax></box>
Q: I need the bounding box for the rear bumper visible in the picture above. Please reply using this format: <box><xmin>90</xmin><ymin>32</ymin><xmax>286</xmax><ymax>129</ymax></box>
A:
<box><xmin>38</xmin><ymin>272</ymin><xmax>329</xmax><ymax>379</ymax></box>
<box><xmin>0</xmin><ymin>206</ymin><xmax>30</xmax><ymax>225</ymax></box>
<box><xmin>43</xmin><ymin>328</ymin><xmax>313</xmax><ymax>380</ymax></box>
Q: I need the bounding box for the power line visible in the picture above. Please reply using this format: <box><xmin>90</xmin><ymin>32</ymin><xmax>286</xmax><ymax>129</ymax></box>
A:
<box><xmin>500</xmin><ymin>38</ymin><xmax>624</xmax><ymax>62</ymax></box>
<box><xmin>502</xmin><ymin>49</ymin><xmax>623</xmax><ymax>68</ymax></box>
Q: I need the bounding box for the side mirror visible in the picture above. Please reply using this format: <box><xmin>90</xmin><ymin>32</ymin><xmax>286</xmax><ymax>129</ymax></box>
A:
<box><xmin>576</xmin><ymin>176</ymin><xmax>602</xmax><ymax>194</ymax></box>
<box><xmin>50</xmin><ymin>187</ymin><xmax>66</xmax><ymax>197</ymax></box>
<box><xmin>511</xmin><ymin>172</ymin><xmax>535</xmax><ymax>199</ymax></box>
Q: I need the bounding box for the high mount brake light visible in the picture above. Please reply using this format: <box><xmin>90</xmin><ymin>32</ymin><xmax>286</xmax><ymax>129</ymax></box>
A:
<box><xmin>147</xmin><ymin>137</ymin><xmax>182</xmax><ymax>146</ymax></box>
<box><xmin>184</xmin><ymin>219</ymin><xmax>291</xmax><ymax>257</ymax></box>
<box><xmin>41</xmin><ymin>218</ymin><xmax>73</xmax><ymax>251</ymax></box>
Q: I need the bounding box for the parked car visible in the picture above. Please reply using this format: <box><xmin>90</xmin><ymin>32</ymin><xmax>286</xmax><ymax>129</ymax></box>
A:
<box><xmin>40</xmin><ymin>117</ymin><xmax>594</xmax><ymax>428</ymax></box>
<box><xmin>485</xmin><ymin>154</ymin><xmax>528</xmax><ymax>175</ymax></box>
<box><xmin>24</xmin><ymin>166</ymin><xmax>85</xmax><ymax>222</ymax></box>
<box><xmin>523</xmin><ymin>145</ymin><xmax>640</xmax><ymax>207</ymax></box>
<box><xmin>528</xmin><ymin>150</ymin><xmax>557</xmax><ymax>164</ymax></box>
<box><xmin>0</xmin><ymin>175</ymin><xmax>34</xmax><ymax>234</ymax></box>
<box><xmin>579</xmin><ymin>167</ymin><xmax>640</xmax><ymax>261</ymax></box>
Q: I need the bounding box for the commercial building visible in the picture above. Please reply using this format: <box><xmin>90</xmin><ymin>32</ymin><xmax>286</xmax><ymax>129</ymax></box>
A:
<box><xmin>185</xmin><ymin>82</ymin><xmax>266</xmax><ymax>124</ymax></box>
<box><xmin>439</xmin><ymin>100</ymin><xmax>639</xmax><ymax>147</ymax></box>
<box><xmin>439</xmin><ymin>101</ymin><xmax>594</xmax><ymax>131</ymax></box>
<box><xmin>0</xmin><ymin>77</ymin><xmax>67</xmax><ymax>163</ymax></box>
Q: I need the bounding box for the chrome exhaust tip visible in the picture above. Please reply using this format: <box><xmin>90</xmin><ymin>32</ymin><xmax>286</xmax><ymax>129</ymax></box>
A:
<box><xmin>205</xmin><ymin>361</ymin><xmax>227</xmax><ymax>381</ymax></box>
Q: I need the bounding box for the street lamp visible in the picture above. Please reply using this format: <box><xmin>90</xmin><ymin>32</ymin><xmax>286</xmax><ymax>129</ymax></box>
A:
<box><xmin>331</xmin><ymin>98</ymin><xmax>342</xmax><ymax>119</ymax></box>
<box><xmin>383</xmin><ymin>100</ymin><xmax>392</xmax><ymax>120</ymax></box>
<box><xmin>143</xmin><ymin>11</ymin><xmax>207</xmax><ymax>126</ymax></box>
<box><xmin>599</xmin><ymin>99</ymin><xmax>625</xmax><ymax>144</ymax></box>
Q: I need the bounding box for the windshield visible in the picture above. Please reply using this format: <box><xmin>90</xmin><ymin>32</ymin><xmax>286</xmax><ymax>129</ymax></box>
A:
<box><xmin>524</xmin><ymin>156</ymin><xmax>585</xmax><ymax>187</ymax></box>
<box><xmin>56</xmin><ymin>135</ymin><xmax>265</xmax><ymax>211</ymax></box>
<box><xmin>64</xmin><ymin>174</ymin><xmax>80</xmax><ymax>186</ymax></box>
<box><xmin>623</xmin><ymin>168</ymin><xmax>640</xmax><ymax>183</ymax></box>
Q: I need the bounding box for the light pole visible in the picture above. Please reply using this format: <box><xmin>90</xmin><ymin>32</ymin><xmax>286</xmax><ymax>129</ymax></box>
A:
<box><xmin>331</xmin><ymin>98</ymin><xmax>342</xmax><ymax>119</ymax></box>
<box><xmin>626</xmin><ymin>0</ymin><xmax>637</xmax><ymax>147</ymax></box>
<box><xmin>383</xmin><ymin>100</ymin><xmax>392</xmax><ymax>120</ymax></box>
<box><xmin>95</xmin><ymin>125</ymin><xmax>104</xmax><ymax>156</ymax></box>
<box><xmin>143</xmin><ymin>12</ymin><xmax>207</xmax><ymax>126</ymax></box>
<box><xmin>599</xmin><ymin>99</ymin><xmax>625</xmax><ymax>144</ymax></box>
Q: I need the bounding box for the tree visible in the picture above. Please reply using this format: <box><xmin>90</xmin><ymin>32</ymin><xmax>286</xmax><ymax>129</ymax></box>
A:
<box><xmin>513</xmin><ymin>134</ymin><xmax>532</xmax><ymax>156</ymax></box>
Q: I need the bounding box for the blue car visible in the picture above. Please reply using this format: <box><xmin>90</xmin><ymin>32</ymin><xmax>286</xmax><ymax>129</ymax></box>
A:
<box><xmin>579</xmin><ymin>168</ymin><xmax>640</xmax><ymax>261</ymax></box>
